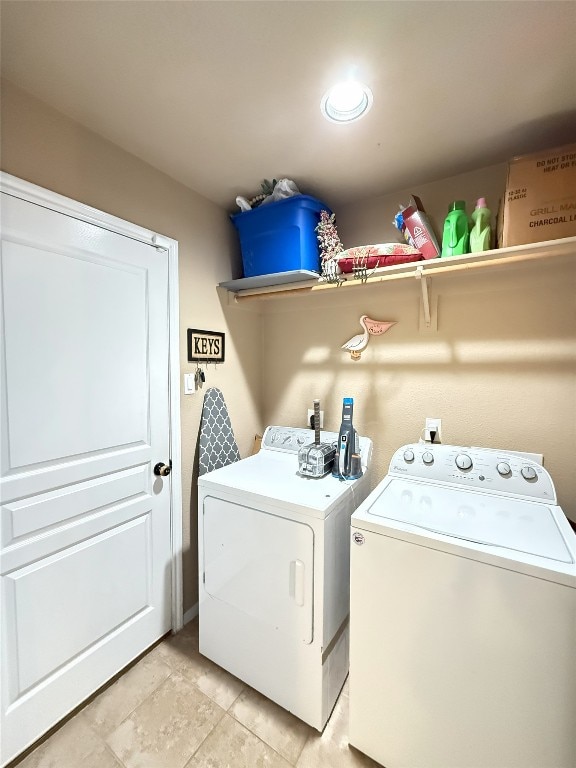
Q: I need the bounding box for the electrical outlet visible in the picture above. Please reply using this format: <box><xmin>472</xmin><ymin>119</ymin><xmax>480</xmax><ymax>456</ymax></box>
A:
<box><xmin>307</xmin><ymin>409</ymin><xmax>324</xmax><ymax>429</ymax></box>
<box><xmin>425</xmin><ymin>417</ymin><xmax>442</xmax><ymax>443</ymax></box>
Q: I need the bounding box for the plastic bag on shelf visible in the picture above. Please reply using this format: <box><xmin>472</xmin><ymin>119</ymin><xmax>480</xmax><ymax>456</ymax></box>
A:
<box><xmin>259</xmin><ymin>178</ymin><xmax>300</xmax><ymax>206</ymax></box>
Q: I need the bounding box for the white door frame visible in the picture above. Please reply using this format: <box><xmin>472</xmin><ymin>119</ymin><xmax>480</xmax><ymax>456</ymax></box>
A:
<box><xmin>0</xmin><ymin>171</ymin><xmax>184</xmax><ymax>632</ymax></box>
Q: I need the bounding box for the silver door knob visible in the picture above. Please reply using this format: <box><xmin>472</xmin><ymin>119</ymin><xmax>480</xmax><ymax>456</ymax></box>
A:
<box><xmin>154</xmin><ymin>462</ymin><xmax>171</xmax><ymax>477</ymax></box>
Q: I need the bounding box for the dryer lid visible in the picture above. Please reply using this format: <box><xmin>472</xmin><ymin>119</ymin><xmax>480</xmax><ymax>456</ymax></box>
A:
<box><xmin>198</xmin><ymin>450</ymin><xmax>357</xmax><ymax>516</ymax></box>
<box><xmin>366</xmin><ymin>478</ymin><xmax>573</xmax><ymax>563</ymax></box>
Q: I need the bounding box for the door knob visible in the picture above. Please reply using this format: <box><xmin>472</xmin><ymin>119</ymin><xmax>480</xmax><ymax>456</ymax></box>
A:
<box><xmin>154</xmin><ymin>462</ymin><xmax>171</xmax><ymax>477</ymax></box>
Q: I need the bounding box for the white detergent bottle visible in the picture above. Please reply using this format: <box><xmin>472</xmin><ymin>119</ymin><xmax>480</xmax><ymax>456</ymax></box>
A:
<box><xmin>470</xmin><ymin>198</ymin><xmax>492</xmax><ymax>253</ymax></box>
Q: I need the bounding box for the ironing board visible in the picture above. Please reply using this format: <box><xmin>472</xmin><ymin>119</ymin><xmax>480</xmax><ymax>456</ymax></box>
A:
<box><xmin>198</xmin><ymin>387</ymin><xmax>241</xmax><ymax>476</ymax></box>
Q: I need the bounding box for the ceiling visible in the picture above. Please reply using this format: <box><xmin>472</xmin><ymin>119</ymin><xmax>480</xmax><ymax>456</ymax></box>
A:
<box><xmin>2</xmin><ymin>1</ymin><xmax>576</xmax><ymax>212</ymax></box>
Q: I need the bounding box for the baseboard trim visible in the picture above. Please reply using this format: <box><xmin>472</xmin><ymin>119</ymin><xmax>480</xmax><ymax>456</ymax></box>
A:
<box><xmin>183</xmin><ymin>603</ymin><xmax>199</xmax><ymax>626</ymax></box>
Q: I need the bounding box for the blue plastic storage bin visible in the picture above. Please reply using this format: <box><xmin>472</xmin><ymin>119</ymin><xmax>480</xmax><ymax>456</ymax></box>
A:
<box><xmin>231</xmin><ymin>194</ymin><xmax>332</xmax><ymax>278</ymax></box>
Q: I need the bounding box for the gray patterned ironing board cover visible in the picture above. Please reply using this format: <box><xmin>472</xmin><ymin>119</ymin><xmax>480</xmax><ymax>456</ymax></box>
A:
<box><xmin>199</xmin><ymin>387</ymin><xmax>241</xmax><ymax>475</ymax></box>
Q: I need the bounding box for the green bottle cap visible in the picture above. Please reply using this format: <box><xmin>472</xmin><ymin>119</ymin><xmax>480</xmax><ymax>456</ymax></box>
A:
<box><xmin>449</xmin><ymin>200</ymin><xmax>466</xmax><ymax>212</ymax></box>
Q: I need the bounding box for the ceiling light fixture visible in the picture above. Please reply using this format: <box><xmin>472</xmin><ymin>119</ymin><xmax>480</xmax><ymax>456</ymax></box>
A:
<box><xmin>320</xmin><ymin>80</ymin><xmax>373</xmax><ymax>124</ymax></box>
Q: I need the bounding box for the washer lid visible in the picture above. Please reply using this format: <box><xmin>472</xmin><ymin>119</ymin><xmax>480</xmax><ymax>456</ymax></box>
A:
<box><xmin>366</xmin><ymin>478</ymin><xmax>573</xmax><ymax>563</ymax></box>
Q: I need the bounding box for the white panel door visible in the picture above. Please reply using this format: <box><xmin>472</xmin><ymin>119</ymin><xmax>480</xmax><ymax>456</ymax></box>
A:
<box><xmin>0</xmin><ymin>192</ymin><xmax>172</xmax><ymax>765</ymax></box>
<box><xmin>203</xmin><ymin>497</ymin><xmax>314</xmax><ymax>643</ymax></box>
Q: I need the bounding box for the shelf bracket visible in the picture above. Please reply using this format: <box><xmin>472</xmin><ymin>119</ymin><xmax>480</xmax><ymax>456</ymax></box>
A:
<box><xmin>415</xmin><ymin>267</ymin><xmax>431</xmax><ymax>328</ymax></box>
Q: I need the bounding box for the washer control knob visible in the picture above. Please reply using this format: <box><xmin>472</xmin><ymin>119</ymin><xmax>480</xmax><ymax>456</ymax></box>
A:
<box><xmin>455</xmin><ymin>453</ymin><xmax>473</xmax><ymax>470</ymax></box>
<box><xmin>521</xmin><ymin>465</ymin><xmax>537</xmax><ymax>481</ymax></box>
<box><xmin>422</xmin><ymin>451</ymin><xmax>434</xmax><ymax>465</ymax></box>
<box><xmin>497</xmin><ymin>462</ymin><xmax>511</xmax><ymax>476</ymax></box>
<box><xmin>403</xmin><ymin>449</ymin><xmax>415</xmax><ymax>462</ymax></box>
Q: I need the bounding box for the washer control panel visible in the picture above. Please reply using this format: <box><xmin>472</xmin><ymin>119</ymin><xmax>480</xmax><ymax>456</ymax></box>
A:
<box><xmin>390</xmin><ymin>443</ymin><xmax>556</xmax><ymax>502</ymax></box>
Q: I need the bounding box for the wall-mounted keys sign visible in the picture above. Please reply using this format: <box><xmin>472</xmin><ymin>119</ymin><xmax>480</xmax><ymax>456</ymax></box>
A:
<box><xmin>187</xmin><ymin>328</ymin><xmax>225</xmax><ymax>363</ymax></box>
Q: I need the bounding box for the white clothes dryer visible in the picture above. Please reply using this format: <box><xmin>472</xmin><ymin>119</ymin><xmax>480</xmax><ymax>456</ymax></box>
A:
<box><xmin>349</xmin><ymin>443</ymin><xmax>576</xmax><ymax>768</ymax></box>
<box><xmin>198</xmin><ymin>425</ymin><xmax>372</xmax><ymax>730</ymax></box>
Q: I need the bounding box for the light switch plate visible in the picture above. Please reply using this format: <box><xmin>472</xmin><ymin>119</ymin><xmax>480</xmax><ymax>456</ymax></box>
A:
<box><xmin>184</xmin><ymin>373</ymin><xmax>196</xmax><ymax>395</ymax></box>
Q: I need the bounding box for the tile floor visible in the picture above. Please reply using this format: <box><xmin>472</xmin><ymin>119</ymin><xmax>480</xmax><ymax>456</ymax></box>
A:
<box><xmin>13</xmin><ymin>619</ymin><xmax>380</xmax><ymax>768</ymax></box>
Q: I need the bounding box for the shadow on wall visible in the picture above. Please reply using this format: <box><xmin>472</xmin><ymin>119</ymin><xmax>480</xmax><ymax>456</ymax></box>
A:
<box><xmin>494</xmin><ymin>109</ymin><xmax>576</xmax><ymax>167</ymax></box>
<box><xmin>181</xmin><ymin>286</ymin><xmax>262</xmax><ymax>613</ymax></box>
<box><xmin>188</xmin><ymin>417</ymin><xmax>203</xmax><ymax>609</ymax></box>
<box><xmin>403</xmin><ymin>109</ymin><xmax>576</xmax><ymax>215</ymax></box>
<box><xmin>216</xmin><ymin>286</ymin><xmax>262</xmax><ymax>425</ymax></box>
<box><xmin>258</xmin><ymin>262</ymin><xmax>576</xmax><ymax>519</ymax></box>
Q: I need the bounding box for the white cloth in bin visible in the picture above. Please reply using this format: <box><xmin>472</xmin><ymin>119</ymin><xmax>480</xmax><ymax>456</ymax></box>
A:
<box><xmin>199</xmin><ymin>387</ymin><xmax>241</xmax><ymax>475</ymax></box>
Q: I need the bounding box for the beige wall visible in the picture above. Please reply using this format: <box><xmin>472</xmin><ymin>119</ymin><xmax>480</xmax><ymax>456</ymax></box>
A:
<box><xmin>2</xmin><ymin>77</ymin><xmax>575</xmax><ymax>627</ymax></box>
<box><xmin>260</xmin><ymin>166</ymin><xmax>576</xmax><ymax>521</ymax></box>
<box><xmin>1</xmin><ymin>80</ymin><xmax>263</xmax><ymax>611</ymax></box>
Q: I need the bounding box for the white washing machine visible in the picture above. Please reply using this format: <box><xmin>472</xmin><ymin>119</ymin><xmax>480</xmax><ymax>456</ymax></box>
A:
<box><xmin>349</xmin><ymin>443</ymin><xmax>576</xmax><ymax>768</ymax></box>
<box><xmin>198</xmin><ymin>425</ymin><xmax>372</xmax><ymax>730</ymax></box>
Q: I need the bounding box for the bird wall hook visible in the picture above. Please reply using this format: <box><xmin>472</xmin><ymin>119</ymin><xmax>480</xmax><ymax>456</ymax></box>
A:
<box><xmin>341</xmin><ymin>314</ymin><xmax>396</xmax><ymax>360</ymax></box>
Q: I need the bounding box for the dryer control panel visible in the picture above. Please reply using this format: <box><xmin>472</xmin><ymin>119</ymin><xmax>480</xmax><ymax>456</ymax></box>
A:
<box><xmin>389</xmin><ymin>444</ymin><xmax>556</xmax><ymax>503</ymax></box>
<box><xmin>263</xmin><ymin>426</ymin><xmax>326</xmax><ymax>453</ymax></box>
<box><xmin>262</xmin><ymin>426</ymin><xmax>372</xmax><ymax>467</ymax></box>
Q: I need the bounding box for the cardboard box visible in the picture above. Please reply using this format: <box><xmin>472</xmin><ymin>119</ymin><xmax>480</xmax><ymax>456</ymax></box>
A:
<box><xmin>401</xmin><ymin>195</ymin><xmax>441</xmax><ymax>259</ymax></box>
<box><xmin>502</xmin><ymin>143</ymin><xmax>576</xmax><ymax>247</ymax></box>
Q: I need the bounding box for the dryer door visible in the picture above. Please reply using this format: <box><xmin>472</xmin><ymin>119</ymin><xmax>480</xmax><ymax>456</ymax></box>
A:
<box><xmin>203</xmin><ymin>497</ymin><xmax>314</xmax><ymax>643</ymax></box>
